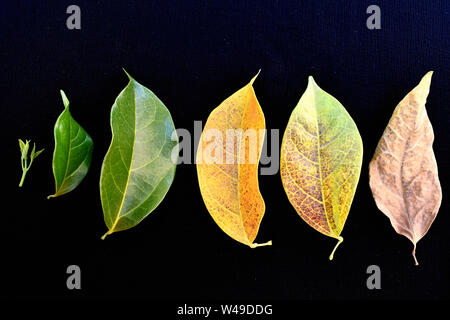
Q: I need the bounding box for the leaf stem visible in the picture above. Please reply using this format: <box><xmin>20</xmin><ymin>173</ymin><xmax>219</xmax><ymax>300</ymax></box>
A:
<box><xmin>101</xmin><ymin>230</ymin><xmax>112</xmax><ymax>240</ymax></box>
<box><xmin>412</xmin><ymin>243</ymin><xmax>419</xmax><ymax>266</ymax></box>
<box><xmin>329</xmin><ymin>236</ymin><xmax>344</xmax><ymax>260</ymax></box>
<box><xmin>249</xmin><ymin>240</ymin><xmax>272</xmax><ymax>248</ymax></box>
<box><xmin>19</xmin><ymin>169</ymin><xmax>28</xmax><ymax>187</ymax></box>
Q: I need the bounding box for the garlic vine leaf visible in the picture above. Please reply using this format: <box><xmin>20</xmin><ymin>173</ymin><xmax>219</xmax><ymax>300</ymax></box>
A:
<box><xmin>18</xmin><ymin>139</ymin><xmax>44</xmax><ymax>187</ymax></box>
<box><xmin>369</xmin><ymin>71</ymin><xmax>442</xmax><ymax>265</ymax></box>
<box><xmin>100</xmin><ymin>71</ymin><xmax>178</xmax><ymax>239</ymax></box>
<box><xmin>48</xmin><ymin>90</ymin><xmax>93</xmax><ymax>198</ymax></box>
<box><xmin>280</xmin><ymin>76</ymin><xmax>363</xmax><ymax>260</ymax></box>
<box><xmin>196</xmin><ymin>72</ymin><xmax>271</xmax><ymax>248</ymax></box>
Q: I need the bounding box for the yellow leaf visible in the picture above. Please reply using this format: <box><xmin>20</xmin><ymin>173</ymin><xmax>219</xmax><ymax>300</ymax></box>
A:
<box><xmin>280</xmin><ymin>76</ymin><xmax>363</xmax><ymax>260</ymax></box>
<box><xmin>196</xmin><ymin>72</ymin><xmax>271</xmax><ymax>248</ymax></box>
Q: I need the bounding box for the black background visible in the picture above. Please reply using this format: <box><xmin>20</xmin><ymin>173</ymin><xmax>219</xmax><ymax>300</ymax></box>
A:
<box><xmin>0</xmin><ymin>0</ymin><xmax>448</xmax><ymax>302</ymax></box>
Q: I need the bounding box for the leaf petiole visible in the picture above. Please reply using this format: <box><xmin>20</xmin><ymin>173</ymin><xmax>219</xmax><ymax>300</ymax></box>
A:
<box><xmin>412</xmin><ymin>243</ymin><xmax>419</xmax><ymax>266</ymax></box>
<box><xmin>329</xmin><ymin>236</ymin><xmax>344</xmax><ymax>260</ymax></box>
<box><xmin>249</xmin><ymin>240</ymin><xmax>273</xmax><ymax>248</ymax></box>
<box><xmin>19</xmin><ymin>168</ymin><xmax>28</xmax><ymax>188</ymax></box>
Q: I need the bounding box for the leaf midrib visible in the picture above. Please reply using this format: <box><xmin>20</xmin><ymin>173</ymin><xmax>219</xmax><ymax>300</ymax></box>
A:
<box><xmin>57</xmin><ymin>115</ymin><xmax>89</xmax><ymax>195</ymax></box>
<box><xmin>108</xmin><ymin>82</ymin><xmax>137</xmax><ymax>233</ymax></box>
<box><xmin>236</xmin><ymin>84</ymin><xmax>262</xmax><ymax>245</ymax></box>
<box><xmin>398</xmin><ymin>107</ymin><xmax>422</xmax><ymax>243</ymax></box>
<box><xmin>310</xmin><ymin>86</ymin><xmax>338</xmax><ymax>238</ymax></box>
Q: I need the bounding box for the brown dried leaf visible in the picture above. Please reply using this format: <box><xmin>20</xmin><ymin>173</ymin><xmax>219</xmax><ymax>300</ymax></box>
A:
<box><xmin>369</xmin><ymin>72</ymin><xmax>442</xmax><ymax>265</ymax></box>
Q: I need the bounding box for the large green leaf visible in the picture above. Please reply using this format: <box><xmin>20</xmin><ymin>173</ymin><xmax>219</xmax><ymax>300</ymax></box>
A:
<box><xmin>48</xmin><ymin>90</ymin><xmax>93</xmax><ymax>198</ymax></box>
<box><xmin>100</xmin><ymin>72</ymin><xmax>178</xmax><ymax>239</ymax></box>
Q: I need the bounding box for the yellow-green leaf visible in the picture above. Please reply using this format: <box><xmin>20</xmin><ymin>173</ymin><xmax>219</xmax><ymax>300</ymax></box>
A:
<box><xmin>280</xmin><ymin>76</ymin><xmax>363</xmax><ymax>260</ymax></box>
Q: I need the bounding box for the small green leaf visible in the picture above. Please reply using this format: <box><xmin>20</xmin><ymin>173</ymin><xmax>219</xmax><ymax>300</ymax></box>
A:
<box><xmin>22</xmin><ymin>140</ymin><xmax>30</xmax><ymax>160</ymax></box>
<box><xmin>19</xmin><ymin>139</ymin><xmax>25</xmax><ymax>151</ymax></box>
<box><xmin>18</xmin><ymin>139</ymin><xmax>43</xmax><ymax>187</ymax></box>
<box><xmin>60</xmin><ymin>89</ymin><xmax>70</xmax><ymax>109</ymax></box>
<box><xmin>48</xmin><ymin>90</ymin><xmax>93</xmax><ymax>199</ymax></box>
<box><xmin>30</xmin><ymin>143</ymin><xmax>36</xmax><ymax>159</ymax></box>
<box><xmin>100</xmin><ymin>71</ymin><xmax>178</xmax><ymax>239</ymax></box>
<box><xmin>32</xmin><ymin>148</ymin><xmax>45</xmax><ymax>160</ymax></box>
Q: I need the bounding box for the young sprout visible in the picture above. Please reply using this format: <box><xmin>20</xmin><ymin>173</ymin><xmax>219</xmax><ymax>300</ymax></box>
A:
<box><xmin>18</xmin><ymin>139</ymin><xmax>44</xmax><ymax>187</ymax></box>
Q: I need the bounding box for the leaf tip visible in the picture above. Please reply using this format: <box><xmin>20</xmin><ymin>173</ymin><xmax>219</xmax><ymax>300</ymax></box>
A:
<box><xmin>60</xmin><ymin>90</ymin><xmax>70</xmax><ymax>109</ymax></box>
<box><xmin>307</xmin><ymin>75</ymin><xmax>321</xmax><ymax>92</ymax></box>
<box><xmin>421</xmin><ymin>71</ymin><xmax>433</xmax><ymax>87</ymax></box>
<box><xmin>122</xmin><ymin>68</ymin><xmax>133</xmax><ymax>81</ymax></box>
<box><xmin>249</xmin><ymin>69</ymin><xmax>261</xmax><ymax>85</ymax></box>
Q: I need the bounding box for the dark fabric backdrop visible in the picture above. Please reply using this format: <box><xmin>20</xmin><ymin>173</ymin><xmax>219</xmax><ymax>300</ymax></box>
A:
<box><xmin>0</xmin><ymin>0</ymin><xmax>448</xmax><ymax>302</ymax></box>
